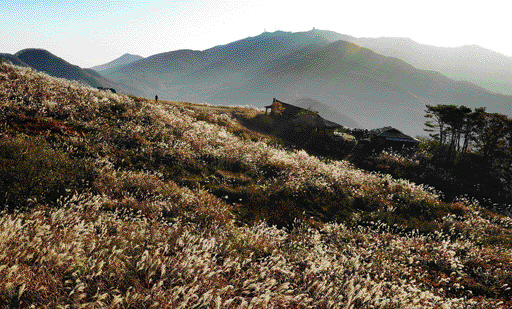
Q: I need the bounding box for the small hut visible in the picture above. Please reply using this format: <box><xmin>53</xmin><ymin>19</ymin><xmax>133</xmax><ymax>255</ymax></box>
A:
<box><xmin>265</xmin><ymin>98</ymin><xmax>343</xmax><ymax>135</ymax></box>
<box><xmin>265</xmin><ymin>98</ymin><xmax>304</xmax><ymax>117</ymax></box>
<box><xmin>370</xmin><ymin>127</ymin><xmax>419</xmax><ymax>149</ymax></box>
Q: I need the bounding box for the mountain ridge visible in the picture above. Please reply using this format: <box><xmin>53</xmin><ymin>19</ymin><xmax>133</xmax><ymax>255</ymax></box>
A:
<box><xmin>352</xmin><ymin>36</ymin><xmax>512</xmax><ymax>95</ymax></box>
<box><xmin>90</xmin><ymin>53</ymin><xmax>143</xmax><ymax>72</ymax></box>
<box><xmin>5</xmin><ymin>48</ymin><xmax>134</xmax><ymax>95</ymax></box>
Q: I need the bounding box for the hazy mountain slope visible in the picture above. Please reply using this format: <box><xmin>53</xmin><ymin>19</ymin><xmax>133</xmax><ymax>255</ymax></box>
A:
<box><xmin>292</xmin><ymin>97</ymin><xmax>360</xmax><ymax>128</ymax></box>
<box><xmin>14</xmin><ymin>48</ymin><xmax>133</xmax><ymax>94</ymax></box>
<box><xmin>16</xmin><ymin>48</ymin><xmax>100</xmax><ymax>84</ymax></box>
<box><xmin>90</xmin><ymin>53</ymin><xmax>143</xmax><ymax>72</ymax></box>
<box><xmin>185</xmin><ymin>30</ymin><xmax>341</xmax><ymax>80</ymax></box>
<box><xmin>101</xmin><ymin>49</ymin><xmax>208</xmax><ymax>97</ymax></box>
<box><xmin>101</xmin><ymin>30</ymin><xmax>350</xmax><ymax>98</ymax></box>
<box><xmin>242</xmin><ymin>40</ymin><xmax>512</xmax><ymax>135</ymax></box>
<box><xmin>353</xmin><ymin>37</ymin><xmax>512</xmax><ymax>95</ymax></box>
<box><xmin>306</xmin><ymin>28</ymin><xmax>356</xmax><ymax>43</ymax></box>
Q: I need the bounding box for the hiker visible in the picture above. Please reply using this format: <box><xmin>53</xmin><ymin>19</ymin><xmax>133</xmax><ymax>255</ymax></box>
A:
<box><xmin>155</xmin><ymin>95</ymin><xmax>158</xmax><ymax>102</ymax></box>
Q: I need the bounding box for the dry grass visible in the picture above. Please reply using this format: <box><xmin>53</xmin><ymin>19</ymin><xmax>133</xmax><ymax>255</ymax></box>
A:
<box><xmin>1</xmin><ymin>62</ymin><xmax>512</xmax><ymax>308</ymax></box>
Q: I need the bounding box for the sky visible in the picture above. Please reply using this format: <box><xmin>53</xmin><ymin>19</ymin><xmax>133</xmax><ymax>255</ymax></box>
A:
<box><xmin>2</xmin><ymin>0</ymin><xmax>511</xmax><ymax>68</ymax></box>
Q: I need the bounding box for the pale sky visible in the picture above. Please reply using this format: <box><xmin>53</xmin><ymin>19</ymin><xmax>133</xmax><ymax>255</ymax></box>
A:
<box><xmin>2</xmin><ymin>0</ymin><xmax>511</xmax><ymax>68</ymax></box>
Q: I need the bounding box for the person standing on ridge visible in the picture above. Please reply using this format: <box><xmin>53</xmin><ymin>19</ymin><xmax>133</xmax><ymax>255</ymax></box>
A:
<box><xmin>155</xmin><ymin>95</ymin><xmax>158</xmax><ymax>102</ymax></box>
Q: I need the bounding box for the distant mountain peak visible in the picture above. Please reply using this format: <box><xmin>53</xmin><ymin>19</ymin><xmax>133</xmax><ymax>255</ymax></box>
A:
<box><xmin>90</xmin><ymin>53</ymin><xmax>144</xmax><ymax>72</ymax></box>
<box><xmin>371</xmin><ymin>37</ymin><xmax>418</xmax><ymax>45</ymax></box>
<box><xmin>301</xmin><ymin>28</ymin><xmax>355</xmax><ymax>43</ymax></box>
<box><xmin>96</xmin><ymin>29</ymin><xmax>512</xmax><ymax>136</ymax></box>
<box><xmin>15</xmin><ymin>48</ymin><xmax>77</xmax><ymax>71</ymax></box>
<box><xmin>262</xmin><ymin>30</ymin><xmax>290</xmax><ymax>34</ymax></box>
<box><xmin>456</xmin><ymin>44</ymin><xmax>494</xmax><ymax>53</ymax></box>
<box><xmin>15</xmin><ymin>48</ymin><xmax>50</xmax><ymax>55</ymax></box>
<box><xmin>14</xmin><ymin>48</ymin><xmax>59</xmax><ymax>61</ymax></box>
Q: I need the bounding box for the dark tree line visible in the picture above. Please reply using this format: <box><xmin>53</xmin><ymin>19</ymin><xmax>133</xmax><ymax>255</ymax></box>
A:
<box><xmin>424</xmin><ymin>104</ymin><xmax>512</xmax><ymax>164</ymax></box>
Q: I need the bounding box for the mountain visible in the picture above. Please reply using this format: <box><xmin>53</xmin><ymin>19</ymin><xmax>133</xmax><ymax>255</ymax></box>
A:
<box><xmin>101</xmin><ymin>29</ymin><xmax>361</xmax><ymax>112</ymax></box>
<box><xmin>352</xmin><ymin>37</ymin><xmax>512</xmax><ymax>95</ymax></box>
<box><xmin>101</xmin><ymin>49</ymin><xmax>207</xmax><ymax>95</ymax></box>
<box><xmin>12</xmin><ymin>48</ymin><xmax>133</xmax><ymax>95</ymax></box>
<box><xmin>100</xmin><ymin>30</ymin><xmax>342</xmax><ymax>97</ymax></box>
<box><xmin>100</xmin><ymin>30</ymin><xmax>512</xmax><ymax>136</ymax></box>
<box><xmin>90</xmin><ymin>53</ymin><xmax>143</xmax><ymax>72</ymax></box>
<box><xmin>188</xmin><ymin>30</ymin><xmax>353</xmax><ymax>80</ymax></box>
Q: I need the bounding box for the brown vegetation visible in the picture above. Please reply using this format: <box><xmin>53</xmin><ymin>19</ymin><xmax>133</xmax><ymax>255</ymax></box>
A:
<box><xmin>1</xmin><ymin>62</ymin><xmax>512</xmax><ymax>308</ymax></box>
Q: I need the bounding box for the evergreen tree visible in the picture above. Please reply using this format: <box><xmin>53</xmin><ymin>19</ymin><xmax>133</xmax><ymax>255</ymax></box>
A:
<box><xmin>474</xmin><ymin>113</ymin><xmax>512</xmax><ymax>162</ymax></box>
<box><xmin>424</xmin><ymin>104</ymin><xmax>447</xmax><ymax>144</ymax></box>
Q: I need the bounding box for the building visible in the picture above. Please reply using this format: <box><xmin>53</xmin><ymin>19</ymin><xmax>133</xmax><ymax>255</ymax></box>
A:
<box><xmin>370</xmin><ymin>126</ymin><xmax>420</xmax><ymax>149</ymax></box>
<box><xmin>265</xmin><ymin>98</ymin><xmax>306</xmax><ymax>118</ymax></box>
<box><xmin>265</xmin><ymin>98</ymin><xmax>343</xmax><ymax>134</ymax></box>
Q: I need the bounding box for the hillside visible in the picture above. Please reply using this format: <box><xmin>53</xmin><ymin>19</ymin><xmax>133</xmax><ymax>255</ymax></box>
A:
<box><xmin>3</xmin><ymin>48</ymin><xmax>134</xmax><ymax>95</ymax></box>
<box><xmin>353</xmin><ymin>37</ymin><xmax>512</xmax><ymax>96</ymax></box>
<box><xmin>100</xmin><ymin>30</ymin><xmax>512</xmax><ymax>136</ymax></box>
<box><xmin>1</xmin><ymin>62</ymin><xmax>512</xmax><ymax>308</ymax></box>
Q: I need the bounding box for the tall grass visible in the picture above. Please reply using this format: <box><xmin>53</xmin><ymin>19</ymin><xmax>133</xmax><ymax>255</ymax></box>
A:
<box><xmin>1</xmin><ymin>62</ymin><xmax>512</xmax><ymax>307</ymax></box>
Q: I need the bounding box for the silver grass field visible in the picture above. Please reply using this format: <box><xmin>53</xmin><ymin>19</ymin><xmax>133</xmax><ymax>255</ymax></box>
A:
<box><xmin>1</xmin><ymin>62</ymin><xmax>511</xmax><ymax>308</ymax></box>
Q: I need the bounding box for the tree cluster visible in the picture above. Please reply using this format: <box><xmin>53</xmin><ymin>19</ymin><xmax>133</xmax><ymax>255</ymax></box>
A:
<box><xmin>424</xmin><ymin>104</ymin><xmax>512</xmax><ymax>164</ymax></box>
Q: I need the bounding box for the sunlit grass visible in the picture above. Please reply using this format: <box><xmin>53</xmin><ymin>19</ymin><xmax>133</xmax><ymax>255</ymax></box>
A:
<box><xmin>1</xmin><ymin>62</ymin><xmax>512</xmax><ymax>307</ymax></box>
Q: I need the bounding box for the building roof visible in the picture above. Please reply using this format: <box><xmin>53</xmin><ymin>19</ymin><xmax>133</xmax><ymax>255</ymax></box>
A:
<box><xmin>268</xmin><ymin>98</ymin><xmax>343</xmax><ymax>129</ymax></box>
<box><xmin>266</xmin><ymin>99</ymin><xmax>307</xmax><ymax>117</ymax></box>
<box><xmin>371</xmin><ymin>126</ymin><xmax>419</xmax><ymax>143</ymax></box>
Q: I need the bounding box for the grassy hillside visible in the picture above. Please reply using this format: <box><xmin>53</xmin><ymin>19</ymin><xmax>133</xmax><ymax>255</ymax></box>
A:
<box><xmin>1</xmin><ymin>62</ymin><xmax>512</xmax><ymax>308</ymax></box>
<box><xmin>7</xmin><ymin>49</ymin><xmax>133</xmax><ymax>95</ymax></box>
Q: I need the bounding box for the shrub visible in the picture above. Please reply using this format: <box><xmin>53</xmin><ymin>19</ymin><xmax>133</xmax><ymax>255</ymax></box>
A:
<box><xmin>0</xmin><ymin>135</ymin><xmax>86</xmax><ymax>210</ymax></box>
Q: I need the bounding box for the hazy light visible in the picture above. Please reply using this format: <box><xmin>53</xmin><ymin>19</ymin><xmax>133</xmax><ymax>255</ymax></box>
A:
<box><xmin>1</xmin><ymin>0</ymin><xmax>510</xmax><ymax>68</ymax></box>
